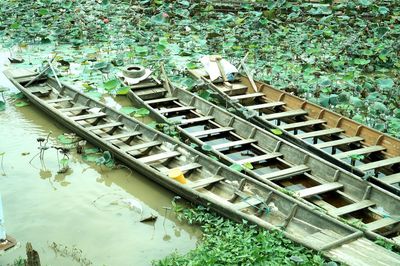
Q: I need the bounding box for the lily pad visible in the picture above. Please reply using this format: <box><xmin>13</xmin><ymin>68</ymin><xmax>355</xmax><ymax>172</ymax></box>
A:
<box><xmin>271</xmin><ymin>128</ymin><xmax>283</xmax><ymax>135</ymax></box>
<box><xmin>15</xmin><ymin>101</ymin><xmax>29</xmax><ymax>107</ymax></box>
<box><xmin>229</xmin><ymin>163</ymin><xmax>243</xmax><ymax>172</ymax></box>
<box><xmin>133</xmin><ymin>108</ymin><xmax>150</xmax><ymax>118</ymax></box>
<box><xmin>120</xmin><ymin>106</ymin><xmax>137</xmax><ymax>115</ymax></box>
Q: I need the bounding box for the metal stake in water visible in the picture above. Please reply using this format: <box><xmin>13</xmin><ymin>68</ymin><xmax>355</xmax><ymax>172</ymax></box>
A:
<box><xmin>0</xmin><ymin>194</ymin><xmax>6</xmax><ymax>241</ymax></box>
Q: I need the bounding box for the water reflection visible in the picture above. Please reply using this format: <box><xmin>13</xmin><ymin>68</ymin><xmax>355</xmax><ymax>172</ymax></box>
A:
<box><xmin>0</xmin><ymin>60</ymin><xmax>200</xmax><ymax>265</ymax></box>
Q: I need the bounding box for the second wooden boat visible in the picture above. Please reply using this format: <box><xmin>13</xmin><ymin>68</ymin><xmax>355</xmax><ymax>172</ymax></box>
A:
<box><xmin>189</xmin><ymin>68</ymin><xmax>400</xmax><ymax>196</ymax></box>
<box><xmin>127</xmin><ymin>71</ymin><xmax>400</xmax><ymax>249</ymax></box>
<box><xmin>7</xmin><ymin>68</ymin><xmax>400</xmax><ymax>265</ymax></box>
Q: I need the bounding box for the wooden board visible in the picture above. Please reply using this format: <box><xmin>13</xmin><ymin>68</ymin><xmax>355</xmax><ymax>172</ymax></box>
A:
<box><xmin>247</xmin><ymin>101</ymin><xmax>286</xmax><ymax>110</ymax></box>
<box><xmin>280</xmin><ymin>119</ymin><xmax>326</xmax><ymax>131</ymax></box>
<box><xmin>358</xmin><ymin>156</ymin><xmax>400</xmax><ymax>171</ymax></box>
<box><xmin>190</xmin><ymin>127</ymin><xmax>233</xmax><ymax>137</ymax></box>
<box><xmin>261</xmin><ymin>165</ymin><xmax>310</xmax><ymax>181</ymax></box>
<box><xmin>365</xmin><ymin>218</ymin><xmax>398</xmax><ymax>231</ymax></box>
<box><xmin>236</xmin><ymin>152</ymin><xmax>282</xmax><ymax>165</ymax></box>
<box><xmin>297</xmin><ymin>182</ymin><xmax>343</xmax><ymax>198</ymax></box>
<box><xmin>333</xmin><ymin>146</ymin><xmax>386</xmax><ymax>159</ymax></box>
<box><xmin>188</xmin><ymin>176</ymin><xmax>225</xmax><ymax>189</ymax></box>
<box><xmin>138</xmin><ymin>151</ymin><xmax>180</xmax><ymax>164</ymax></box>
<box><xmin>315</xmin><ymin>137</ymin><xmax>363</xmax><ymax>149</ymax></box>
<box><xmin>212</xmin><ymin>139</ymin><xmax>256</xmax><ymax>150</ymax></box>
<box><xmin>296</xmin><ymin>128</ymin><xmax>344</xmax><ymax>139</ymax></box>
<box><xmin>262</xmin><ymin>109</ymin><xmax>308</xmax><ymax>120</ymax></box>
<box><xmin>329</xmin><ymin>200</ymin><xmax>375</xmax><ymax>216</ymax></box>
<box><xmin>86</xmin><ymin>122</ymin><xmax>123</xmax><ymax>131</ymax></box>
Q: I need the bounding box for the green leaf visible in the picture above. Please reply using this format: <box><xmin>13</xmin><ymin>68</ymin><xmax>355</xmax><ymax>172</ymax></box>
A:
<box><xmin>378</xmin><ymin>6</ymin><xmax>389</xmax><ymax>15</ymax></box>
<box><xmin>85</xmin><ymin>91</ymin><xmax>102</xmax><ymax>100</ymax></box>
<box><xmin>0</xmin><ymin>101</ymin><xmax>5</xmax><ymax>111</ymax></box>
<box><xmin>116</xmin><ymin>86</ymin><xmax>130</xmax><ymax>95</ymax></box>
<box><xmin>135</xmin><ymin>46</ymin><xmax>149</xmax><ymax>56</ymax></box>
<box><xmin>229</xmin><ymin>163</ymin><xmax>243</xmax><ymax>172</ymax></box>
<box><xmin>186</xmin><ymin>62</ymin><xmax>198</xmax><ymax>69</ymax></box>
<box><xmin>358</xmin><ymin>0</ymin><xmax>372</xmax><ymax>6</ymax></box>
<box><xmin>10</xmin><ymin>23</ymin><xmax>20</xmax><ymax>29</ymax></box>
<box><xmin>243</xmin><ymin>162</ymin><xmax>253</xmax><ymax>170</ymax></box>
<box><xmin>103</xmin><ymin>79</ymin><xmax>119</xmax><ymax>91</ymax></box>
<box><xmin>133</xmin><ymin>108</ymin><xmax>150</xmax><ymax>117</ymax></box>
<box><xmin>201</xmin><ymin>144</ymin><xmax>213</xmax><ymax>152</ymax></box>
<box><xmin>119</xmin><ymin>106</ymin><xmax>137</xmax><ymax>115</ymax></box>
<box><xmin>10</xmin><ymin>92</ymin><xmax>24</xmax><ymax>100</ymax></box>
<box><xmin>57</xmin><ymin>134</ymin><xmax>77</xmax><ymax>145</ymax></box>
<box><xmin>349</xmin><ymin>96</ymin><xmax>363</xmax><ymax>108</ymax></box>
<box><xmin>372</xmin><ymin>102</ymin><xmax>388</xmax><ymax>114</ymax></box>
<box><xmin>15</xmin><ymin>101</ymin><xmax>29</xmax><ymax>107</ymax></box>
<box><xmin>38</xmin><ymin>8</ymin><xmax>49</xmax><ymax>15</ymax></box>
<box><xmin>271</xmin><ymin>128</ymin><xmax>283</xmax><ymax>135</ymax></box>
<box><xmin>376</xmin><ymin>78</ymin><xmax>394</xmax><ymax>90</ymax></box>
<box><xmin>353</xmin><ymin>58</ymin><xmax>370</xmax><ymax>65</ymax></box>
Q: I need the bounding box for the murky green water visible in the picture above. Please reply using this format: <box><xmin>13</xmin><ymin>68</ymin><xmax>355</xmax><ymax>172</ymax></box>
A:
<box><xmin>0</xmin><ymin>54</ymin><xmax>199</xmax><ymax>265</ymax></box>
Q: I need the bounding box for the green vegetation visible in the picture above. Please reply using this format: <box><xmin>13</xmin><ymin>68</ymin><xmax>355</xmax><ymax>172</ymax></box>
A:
<box><xmin>154</xmin><ymin>203</ymin><xmax>336</xmax><ymax>265</ymax></box>
<box><xmin>1</xmin><ymin>0</ymin><xmax>399</xmax><ymax>263</ymax></box>
<box><xmin>0</xmin><ymin>0</ymin><xmax>398</xmax><ymax>137</ymax></box>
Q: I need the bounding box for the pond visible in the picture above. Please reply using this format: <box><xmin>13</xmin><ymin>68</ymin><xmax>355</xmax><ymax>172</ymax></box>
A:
<box><xmin>0</xmin><ymin>53</ymin><xmax>199</xmax><ymax>265</ymax></box>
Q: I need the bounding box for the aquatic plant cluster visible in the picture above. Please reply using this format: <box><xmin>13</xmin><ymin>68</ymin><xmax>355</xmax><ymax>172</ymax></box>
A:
<box><xmin>0</xmin><ymin>0</ymin><xmax>399</xmax><ymax>137</ymax></box>
<box><xmin>154</xmin><ymin>204</ymin><xmax>335</xmax><ymax>265</ymax></box>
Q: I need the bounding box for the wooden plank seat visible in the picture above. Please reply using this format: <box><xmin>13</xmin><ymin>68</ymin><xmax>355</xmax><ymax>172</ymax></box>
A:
<box><xmin>86</xmin><ymin>122</ymin><xmax>123</xmax><ymax>131</ymax></box>
<box><xmin>190</xmin><ymin>127</ymin><xmax>234</xmax><ymax>137</ymax></box>
<box><xmin>315</xmin><ymin>136</ymin><xmax>364</xmax><ymax>149</ymax></box>
<box><xmin>357</xmin><ymin>156</ymin><xmax>400</xmax><ymax>172</ymax></box>
<box><xmin>103</xmin><ymin>131</ymin><xmax>142</xmax><ymax>141</ymax></box>
<box><xmin>70</xmin><ymin>112</ymin><xmax>107</xmax><ymax>121</ymax></box>
<box><xmin>365</xmin><ymin>218</ymin><xmax>398</xmax><ymax>232</ymax></box>
<box><xmin>158</xmin><ymin>106</ymin><xmax>195</xmax><ymax>114</ymax></box>
<box><xmin>212</xmin><ymin>139</ymin><xmax>257</xmax><ymax>150</ymax></box>
<box><xmin>280</xmin><ymin>119</ymin><xmax>326</xmax><ymax>131</ymax></box>
<box><xmin>220</xmin><ymin>83</ymin><xmax>248</xmax><ymax>95</ymax></box>
<box><xmin>260</xmin><ymin>165</ymin><xmax>310</xmax><ymax>181</ymax></box>
<box><xmin>230</xmin><ymin>92</ymin><xmax>264</xmax><ymax>100</ymax></box>
<box><xmin>47</xmin><ymin>97</ymin><xmax>72</xmax><ymax>103</ymax></box>
<box><xmin>236</xmin><ymin>152</ymin><xmax>282</xmax><ymax>165</ymax></box>
<box><xmin>246</xmin><ymin>101</ymin><xmax>286</xmax><ymax>110</ymax></box>
<box><xmin>393</xmin><ymin>235</ymin><xmax>400</xmax><ymax>244</ymax></box>
<box><xmin>188</xmin><ymin>176</ymin><xmax>225</xmax><ymax>189</ymax></box>
<box><xmin>296</xmin><ymin>128</ymin><xmax>344</xmax><ymax>139</ymax></box>
<box><xmin>233</xmin><ymin>196</ymin><xmax>263</xmax><ymax>211</ymax></box>
<box><xmin>262</xmin><ymin>109</ymin><xmax>308</xmax><ymax>120</ymax></box>
<box><xmin>180</xmin><ymin>116</ymin><xmax>214</xmax><ymax>125</ymax></box>
<box><xmin>297</xmin><ymin>182</ymin><xmax>343</xmax><ymax>198</ymax></box>
<box><xmin>178</xmin><ymin>163</ymin><xmax>202</xmax><ymax>173</ymax></box>
<box><xmin>145</xmin><ymin>97</ymin><xmax>178</xmax><ymax>105</ymax></box>
<box><xmin>329</xmin><ymin>200</ymin><xmax>375</xmax><ymax>216</ymax></box>
<box><xmin>333</xmin><ymin>145</ymin><xmax>386</xmax><ymax>159</ymax></box>
<box><xmin>123</xmin><ymin>141</ymin><xmax>161</xmax><ymax>153</ymax></box>
<box><xmin>138</xmin><ymin>151</ymin><xmax>180</xmax><ymax>164</ymax></box>
<box><xmin>59</xmin><ymin>106</ymin><xmax>89</xmax><ymax>113</ymax></box>
<box><xmin>379</xmin><ymin>173</ymin><xmax>400</xmax><ymax>185</ymax></box>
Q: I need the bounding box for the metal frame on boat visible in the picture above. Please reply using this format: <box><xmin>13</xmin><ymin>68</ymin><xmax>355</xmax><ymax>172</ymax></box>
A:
<box><xmin>7</xmin><ymin>69</ymin><xmax>400</xmax><ymax>265</ymax></box>
<box><xmin>127</xmin><ymin>72</ymin><xmax>400</xmax><ymax>249</ymax></box>
<box><xmin>189</xmin><ymin>69</ymin><xmax>400</xmax><ymax>196</ymax></box>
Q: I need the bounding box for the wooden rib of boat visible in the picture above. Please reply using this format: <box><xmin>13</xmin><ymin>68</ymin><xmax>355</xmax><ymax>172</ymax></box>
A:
<box><xmin>189</xmin><ymin>69</ymin><xmax>400</xmax><ymax>196</ymax></box>
<box><xmin>6</xmin><ymin>69</ymin><xmax>400</xmax><ymax>265</ymax></box>
<box><xmin>126</xmin><ymin>73</ymin><xmax>400</xmax><ymax>249</ymax></box>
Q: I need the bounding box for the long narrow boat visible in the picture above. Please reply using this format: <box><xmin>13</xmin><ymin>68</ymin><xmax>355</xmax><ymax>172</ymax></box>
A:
<box><xmin>7</xmin><ymin>69</ymin><xmax>400</xmax><ymax>265</ymax></box>
<box><xmin>127</xmin><ymin>72</ymin><xmax>400</xmax><ymax>248</ymax></box>
<box><xmin>189</xmin><ymin>69</ymin><xmax>400</xmax><ymax>196</ymax></box>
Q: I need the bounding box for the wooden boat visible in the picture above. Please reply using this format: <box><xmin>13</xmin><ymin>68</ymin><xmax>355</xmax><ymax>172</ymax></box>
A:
<box><xmin>127</xmin><ymin>72</ymin><xmax>400</xmax><ymax>249</ymax></box>
<box><xmin>6</xmin><ymin>69</ymin><xmax>400</xmax><ymax>265</ymax></box>
<box><xmin>189</xmin><ymin>69</ymin><xmax>400</xmax><ymax>196</ymax></box>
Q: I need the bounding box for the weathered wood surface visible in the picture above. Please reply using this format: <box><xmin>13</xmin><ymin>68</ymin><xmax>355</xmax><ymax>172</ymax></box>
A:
<box><xmin>189</xmin><ymin>69</ymin><xmax>400</xmax><ymax>196</ymax></box>
<box><xmin>127</xmin><ymin>73</ymin><xmax>400</xmax><ymax>250</ymax></box>
<box><xmin>5</xmin><ymin>68</ymin><xmax>400</xmax><ymax>266</ymax></box>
